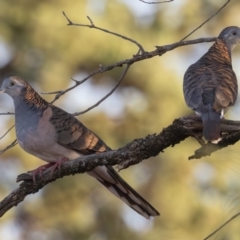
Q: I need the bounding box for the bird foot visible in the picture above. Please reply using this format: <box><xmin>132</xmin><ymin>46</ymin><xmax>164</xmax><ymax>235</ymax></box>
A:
<box><xmin>28</xmin><ymin>163</ymin><xmax>55</xmax><ymax>183</ymax></box>
<box><xmin>29</xmin><ymin>157</ymin><xmax>69</xmax><ymax>183</ymax></box>
<box><xmin>49</xmin><ymin>157</ymin><xmax>69</xmax><ymax>174</ymax></box>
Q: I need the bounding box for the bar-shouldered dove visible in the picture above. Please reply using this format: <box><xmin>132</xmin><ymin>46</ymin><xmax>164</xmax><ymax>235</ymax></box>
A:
<box><xmin>183</xmin><ymin>26</ymin><xmax>240</xmax><ymax>143</ymax></box>
<box><xmin>0</xmin><ymin>76</ymin><xmax>159</xmax><ymax>219</ymax></box>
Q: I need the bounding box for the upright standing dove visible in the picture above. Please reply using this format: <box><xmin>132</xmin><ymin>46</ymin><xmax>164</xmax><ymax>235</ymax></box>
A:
<box><xmin>0</xmin><ymin>76</ymin><xmax>159</xmax><ymax>219</ymax></box>
<box><xmin>183</xmin><ymin>26</ymin><xmax>240</xmax><ymax>142</ymax></box>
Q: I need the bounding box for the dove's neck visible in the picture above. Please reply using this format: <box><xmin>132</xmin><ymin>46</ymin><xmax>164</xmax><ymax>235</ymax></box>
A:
<box><xmin>13</xmin><ymin>89</ymin><xmax>48</xmax><ymax>123</ymax></box>
<box><xmin>205</xmin><ymin>39</ymin><xmax>232</xmax><ymax>65</ymax></box>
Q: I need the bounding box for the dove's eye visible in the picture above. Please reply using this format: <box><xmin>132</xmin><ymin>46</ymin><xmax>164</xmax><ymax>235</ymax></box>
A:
<box><xmin>10</xmin><ymin>82</ymin><xmax>15</xmax><ymax>87</ymax></box>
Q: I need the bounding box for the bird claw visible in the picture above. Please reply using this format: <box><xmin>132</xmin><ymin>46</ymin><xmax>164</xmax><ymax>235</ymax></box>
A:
<box><xmin>28</xmin><ymin>163</ymin><xmax>55</xmax><ymax>183</ymax></box>
<box><xmin>28</xmin><ymin>157</ymin><xmax>69</xmax><ymax>183</ymax></box>
<box><xmin>49</xmin><ymin>157</ymin><xmax>69</xmax><ymax>174</ymax></box>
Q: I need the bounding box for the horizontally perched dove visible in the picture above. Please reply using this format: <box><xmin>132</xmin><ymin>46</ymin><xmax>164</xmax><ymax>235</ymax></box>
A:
<box><xmin>0</xmin><ymin>76</ymin><xmax>159</xmax><ymax>219</ymax></box>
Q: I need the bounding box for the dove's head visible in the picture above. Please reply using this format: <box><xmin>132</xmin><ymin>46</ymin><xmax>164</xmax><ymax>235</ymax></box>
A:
<box><xmin>0</xmin><ymin>76</ymin><xmax>28</xmax><ymax>98</ymax></box>
<box><xmin>218</xmin><ymin>26</ymin><xmax>240</xmax><ymax>51</ymax></box>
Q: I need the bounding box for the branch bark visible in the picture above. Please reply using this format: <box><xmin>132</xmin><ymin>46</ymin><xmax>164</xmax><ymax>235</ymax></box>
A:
<box><xmin>1</xmin><ymin>116</ymin><xmax>240</xmax><ymax>217</ymax></box>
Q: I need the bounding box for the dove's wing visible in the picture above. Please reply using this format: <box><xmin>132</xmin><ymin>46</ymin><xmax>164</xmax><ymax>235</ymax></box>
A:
<box><xmin>49</xmin><ymin>105</ymin><xmax>159</xmax><ymax>219</ymax></box>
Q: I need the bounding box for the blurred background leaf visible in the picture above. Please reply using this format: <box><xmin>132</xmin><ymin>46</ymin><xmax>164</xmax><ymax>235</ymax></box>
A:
<box><xmin>0</xmin><ymin>0</ymin><xmax>240</xmax><ymax>239</ymax></box>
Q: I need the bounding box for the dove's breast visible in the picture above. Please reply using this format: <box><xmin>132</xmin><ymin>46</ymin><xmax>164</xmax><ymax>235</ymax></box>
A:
<box><xmin>15</xmin><ymin>106</ymin><xmax>80</xmax><ymax>162</ymax></box>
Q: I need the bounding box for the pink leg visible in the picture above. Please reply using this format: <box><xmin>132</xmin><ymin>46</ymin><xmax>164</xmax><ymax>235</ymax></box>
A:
<box><xmin>28</xmin><ymin>163</ymin><xmax>55</xmax><ymax>183</ymax></box>
<box><xmin>29</xmin><ymin>157</ymin><xmax>69</xmax><ymax>183</ymax></box>
<box><xmin>49</xmin><ymin>157</ymin><xmax>69</xmax><ymax>174</ymax></box>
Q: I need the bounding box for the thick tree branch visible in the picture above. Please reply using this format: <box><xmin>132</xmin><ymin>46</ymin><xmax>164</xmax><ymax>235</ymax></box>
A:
<box><xmin>1</xmin><ymin>116</ymin><xmax>240</xmax><ymax>217</ymax></box>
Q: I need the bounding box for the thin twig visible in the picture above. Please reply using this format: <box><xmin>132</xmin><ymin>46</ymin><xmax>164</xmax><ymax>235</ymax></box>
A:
<box><xmin>180</xmin><ymin>0</ymin><xmax>230</xmax><ymax>41</ymax></box>
<box><xmin>0</xmin><ymin>139</ymin><xmax>18</xmax><ymax>155</ymax></box>
<box><xmin>42</xmin><ymin>72</ymin><xmax>98</xmax><ymax>100</ymax></box>
<box><xmin>73</xmin><ymin>64</ymin><xmax>131</xmax><ymax>115</ymax></box>
<box><xmin>46</xmin><ymin>37</ymin><xmax>216</xmax><ymax>104</ymax></box>
<box><xmin>0</xmin><ymin>112</ymin><xmax>14</xmax><ymax>115</ymax></box>
<box><xmin>139</xmin><ymin>0</ymin><xmax>173</xmax><ymax>3</ymax></box>
<box><xmin>155</xmin><ymin>37</ymin><xmax>216</xmax><ymax>51</ymax></box>
<box><xmin>203</xmin><ymin>212</ymin><xmax>240</xmax><ymax>240</ymax></box>
<box><xmin>49</xmin><ymin>72</ymin><xmax>101</xmax><ymax>103</ymax></box>
<box><xmin>41</xmin><ymin>90</ymin><xmax>62</xmax><ymax>95</ymax></box>
<box><xmin>62</xmin><ymin>12</ymin><xmax>145</xmax><ymax>54</ymax></box>
<box><xmin>0</xmin><ymin>125</ymin><xmax>15</xmax><ymax>140</ymax></box>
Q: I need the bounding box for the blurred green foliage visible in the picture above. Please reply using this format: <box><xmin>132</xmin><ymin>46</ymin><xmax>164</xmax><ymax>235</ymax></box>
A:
<box><xmin>0</xmin><ymin>0</ymin><xmax>240</xmax><ymax>239</ymax></box>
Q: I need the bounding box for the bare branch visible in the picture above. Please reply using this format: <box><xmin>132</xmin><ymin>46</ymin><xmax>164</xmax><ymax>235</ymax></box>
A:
<box><xmin>42</xmin><ymin>73</ymin><xmax>94</xmax><ymax>98</ymax></box>
<box><xmin>87</xmin><ymin>16</ymin><xmax>94</xmax><ymax>26</ymax></box>
<box><xmin>41</xmin><ymin>90</ymin><xmax>62</xmax><ymax>95</ymax></box>
<box><xmin>139</xmin><ymin>0</ymin><xmax>173</xmax><ymax>3</ymax></box>
<box><xmin>0</xmin><ymin>125</ymin><xmax>15</xmax><ymax>140</ymax></box>
<box><xmin>180</xmin><ymin>0</ymin><xmax>230</xmax><ymax>41</ymax></box>
<box><xmin>204</xmin><ymin>212</ymin><xmax>240</xmax><ymax>240</ymax></box>
<box><xmin>0</xmin><ymin>139</ymin><xmax>18</xmax><ymax>155</ymax></box>
<box><xmin>73</xmin><ymin>64</ymin><xmax>131</xmax><ymax>115</ymax></box>
<box><xmin>45</xmin><ymin>37</ymin><xmax>216</xmax><ymax>104</ymax></box>
<box><xmin>43</xmin><ymin>11</ymin><xmax>219</xmax><ymax>107</ymax></box>
<box><xmin>62</xmin><ymin>12</ymin><xmax>145</xmax><ymax>54</ymax></box>
<box><xmin>56</xmin><ymin>2</ymin><xmax>228</xmax><ymax>109</ymax></box>
<box><xmin>155</xmin><ymin>37</ymin><xmax>216</xmax><ymax>51</ymax></box>
<box><xmin>0</xmin><ymin>112</ymin><xmax>14</xmax><ymax>115</ymax></box>
<box><xmin>189</xmin><ymin>132</ymin><xmax>240</xmax><ymax>160</ymax></box>
<box><xmin>1</xmin><ymin>116</ymin><xmax>240</xmax><ymax>217</ymax></box>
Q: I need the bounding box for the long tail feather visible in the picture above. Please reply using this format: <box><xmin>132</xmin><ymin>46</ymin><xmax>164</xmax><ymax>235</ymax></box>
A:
<box><xmin>88</xmin><ymin>166</ymin><xmax>159</xmax><ymax>219</ymax></box>
<box><xmin>201</xmin><ymin>105</ymin><xmax>221</xmax><ymax>142</ymax></box>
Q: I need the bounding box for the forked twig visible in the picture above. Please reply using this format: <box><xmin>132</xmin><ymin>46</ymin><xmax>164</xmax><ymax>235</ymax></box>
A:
<box><xmin>73</xmin><ymin>64</ymin><xmax>131</xmax><ymax>115</ymax></box>
<box><xmin>47</xmin><ymin>71</ymin><xmax>102</xmax><ymax>103</ymax></box>
<box><xmin>62</xmin><ymin>12</ymin><xmax>145</xmax><ymax>54</ymax></box>
<box><xmin>43</xmin><ymin>37</ymin><xmax>216</xmax><ymax>104</ymax></box>
<box><xmin>0</xmin><ymin>139</ymin><xmax>18</xmax><ymax>155</ymax></box>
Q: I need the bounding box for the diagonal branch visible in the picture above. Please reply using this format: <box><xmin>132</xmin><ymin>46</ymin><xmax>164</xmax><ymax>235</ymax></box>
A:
<box><xmin>0</xmin><ymin>125</ymin><xmax>15</xmax><ymax>140</ymax></box>
<box><xmin>180</xmin><ymin>0</ymin><xmax>230</xmax><ymax>41</ymax></box>
<box><xmin>189</xmin><ymin>130</ymin><xmax>240</xmax><ymax>160</ymax></box>
<box><xmin>0</xmin><ymin>139</ymin><xmax>18</xmax><ymax>155</ymax></box>
<box><xmin>0</xmin><ymin>117</ymin><xmax>190</xmax><ymax>217</ymax></box>
<box><xmin>1</xmin><ymin>116</ymin><xmax>240</xmax><ymax>217</ymax></box>
<box><xmin>62</xmin><ymin>12</ymin><xmax>145</xmax><ymax>55</ymax></box>
<box><xmin>39</xmin><ymin>10</ymin><xmax>217</xmax><ymax>106</ymax></box>
<box><xmin>73</xmin><ymin>64</ymin><xmax>131</xmax><ymax>115</ymax></box>
<box><xmin>203</xmin><ymin>212</ymin><xmax>240</xmax><ymax>240</ymax></box>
